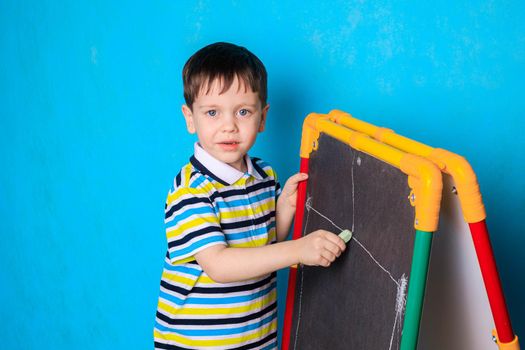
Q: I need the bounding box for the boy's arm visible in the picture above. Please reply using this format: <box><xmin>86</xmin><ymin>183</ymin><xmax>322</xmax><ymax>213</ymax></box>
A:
<box><xmin>194</xmin><ymin>229</ymin><xmax>345</xmax><ymax>283</ymax></box>
<box><xmin>275</xmin><ymin>173</ymin><xmax>308</xmax><ymax>242</ymax></box>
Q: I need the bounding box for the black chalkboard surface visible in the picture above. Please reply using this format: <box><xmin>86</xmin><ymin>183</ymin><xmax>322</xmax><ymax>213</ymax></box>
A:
<box><xmin>288</xmin><ymin>133</ymin><xmax>416</xmax><ymax>350</ymax></box>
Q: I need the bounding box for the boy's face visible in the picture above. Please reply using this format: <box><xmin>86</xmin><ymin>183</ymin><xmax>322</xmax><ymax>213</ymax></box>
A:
<box><xmin>182</xmin><ymin>76</ymin><xmax>269</xmax><ymax>172</ymax></box>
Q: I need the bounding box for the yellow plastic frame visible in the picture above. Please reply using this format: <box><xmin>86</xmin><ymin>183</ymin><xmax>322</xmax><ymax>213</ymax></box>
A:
<box><xmin>300</xmin><ymin>113</ymin><xmax>442</xmax><ymax>232</ymax></box>
<box><xmin>328</xmin><ymin>109</ymin><xmax>486</xmax><ymax>223</ymax></box>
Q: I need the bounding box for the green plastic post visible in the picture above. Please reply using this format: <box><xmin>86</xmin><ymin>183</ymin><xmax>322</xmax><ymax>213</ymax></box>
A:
<box><xmin>400</xmin><ymin>230</ymin><xmax>433</xmax><ymax>350</ymax></box>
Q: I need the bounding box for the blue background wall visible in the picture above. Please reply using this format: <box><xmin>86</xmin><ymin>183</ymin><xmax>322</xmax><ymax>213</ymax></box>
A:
<box><xmin>1</xmin><ymin>1</ymin><xmax>523</xmax><ymax>348</ymax></box>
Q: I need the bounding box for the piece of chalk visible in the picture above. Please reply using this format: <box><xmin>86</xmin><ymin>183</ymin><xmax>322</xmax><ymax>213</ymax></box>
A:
<box><xmin>339</xmin><ymin>229</ymin><xmax>353</xmax><ymax>243</ymax></box>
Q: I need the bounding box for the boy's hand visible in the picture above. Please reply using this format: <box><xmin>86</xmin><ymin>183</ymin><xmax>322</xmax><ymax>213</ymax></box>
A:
<box><xmin>297</xmin><ymin>229</ymin><xmax>346</xmax><ymax>267</ymax></box>
<box><xmin>279</xmin><ymin>173</ymin><xmax>308</xmax><ymax>212</ymax></box>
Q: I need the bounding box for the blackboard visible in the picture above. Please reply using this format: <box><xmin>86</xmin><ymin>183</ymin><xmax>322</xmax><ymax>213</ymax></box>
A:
<box><xmin>288</xmin><ymin>133</ymin><xmax>417</xmax><ymax>349</ymax></box>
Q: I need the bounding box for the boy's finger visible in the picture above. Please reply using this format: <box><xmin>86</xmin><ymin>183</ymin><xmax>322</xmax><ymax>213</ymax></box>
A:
<box><xmin>324</xmin><ymin>240</ymin><xmax>344</xmax><ymax>257</ymax></box>
<box><xmin>326</xmin><ymin>232</ymin><xmax>347</xmax><ymax>251</ymax></box>
<box><xmin>286</xmin><ymin>173</ymin><xmax>308</xmax><ymax>185</ymax></box>
<box><xmin>321</xmin><ymin>250</ymin><xmax>337</xmax><ymax>262</ymax></box>
<box><xmin>318</xmin><ymin>257</ymin><xmax>331</xmax><ymax>267</ymax></box>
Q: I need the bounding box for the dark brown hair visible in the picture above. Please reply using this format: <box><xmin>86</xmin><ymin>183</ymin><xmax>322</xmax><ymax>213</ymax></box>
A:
<box><xmin>182</xmin><ymin>42</ymin><xmax>267</xmax><ymax>108</ymax></box>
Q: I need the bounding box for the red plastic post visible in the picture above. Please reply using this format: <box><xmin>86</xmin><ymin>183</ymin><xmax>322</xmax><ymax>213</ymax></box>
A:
<box><xmin>281</xmin><ymin>157</ymin><xmax>309</xmax><ymax>350</ymax></box>
<box><xmin>469</xmin><ymin>220</ymin><xmax>514</xmax><ymax>343</ymax></box>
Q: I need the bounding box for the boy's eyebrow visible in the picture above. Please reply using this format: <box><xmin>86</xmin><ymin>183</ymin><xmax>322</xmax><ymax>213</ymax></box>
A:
<box><xmin>237</xmin><ymin>103</ymin><xmax>258</xmax><ymax>109</ymax></box>
<box><xmin>197</xmin><ymin>104</ymin><xmax>220</xmax><ymax>109</ymax></box>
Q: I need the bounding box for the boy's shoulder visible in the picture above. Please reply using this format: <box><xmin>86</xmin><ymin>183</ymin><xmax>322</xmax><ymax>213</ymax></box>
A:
<box><xmin>170</xmin><ymin>159</ymin><xmax>206</xmax><ymax>189</ymax></box>
<box><xmin>166</xmin><ymin>160</ymin><xmax>209</xmax><ymax>201</ymax></box>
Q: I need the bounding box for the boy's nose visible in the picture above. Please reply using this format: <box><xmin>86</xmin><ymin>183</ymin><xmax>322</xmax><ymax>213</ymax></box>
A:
<box><xmin>221</xmin><ymin>114</ymin><xmax>238</xmax><ymax>132</ymax></box>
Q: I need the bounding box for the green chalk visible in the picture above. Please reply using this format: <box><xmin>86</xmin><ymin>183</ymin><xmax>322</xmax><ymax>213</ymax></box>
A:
<box><xmin>339</xmin><ymin>229</ymin><xmax>353</xmax><ymax>243</ymax></box>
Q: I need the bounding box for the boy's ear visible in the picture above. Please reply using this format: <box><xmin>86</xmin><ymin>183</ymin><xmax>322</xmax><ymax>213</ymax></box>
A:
<box><xmin>258</xmin><ymin>104</ymin><xmax>270</xmax><ymax>132</ymax></box>
<box><xmin>182</xmin><ymin>104</ymin><xmax>196</xmax><ymax>134</ymax></box>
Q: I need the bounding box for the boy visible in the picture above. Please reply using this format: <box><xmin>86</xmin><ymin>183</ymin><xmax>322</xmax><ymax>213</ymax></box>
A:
<box><xmin>154</xmin><ymin>42</ymin><xmax>346</xmax><ymax>350</ymax></box>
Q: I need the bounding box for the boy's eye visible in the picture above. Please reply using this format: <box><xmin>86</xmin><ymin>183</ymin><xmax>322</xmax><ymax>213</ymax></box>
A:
<box><xmin>206</xmin><ymin>110</ymin><xmax>217</xmax><ymax>117</ymax></box>
<box><xmin>238</xmin><ymin>109</ymin><xmax>250</xmax><ymax>117</ymax></box>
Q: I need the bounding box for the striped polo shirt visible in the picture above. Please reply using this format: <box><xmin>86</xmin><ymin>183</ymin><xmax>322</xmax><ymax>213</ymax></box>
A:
<box><xmin>154</xmin><ymin>143</ymin><xmax>281</xmax><ymax>350</ymax></box>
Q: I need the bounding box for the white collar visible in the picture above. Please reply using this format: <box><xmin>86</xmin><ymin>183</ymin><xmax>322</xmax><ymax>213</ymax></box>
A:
<box><xmin>193</xmin><ymin>143</ymin><xmax>264</xmax><ymax>185</ymax></box>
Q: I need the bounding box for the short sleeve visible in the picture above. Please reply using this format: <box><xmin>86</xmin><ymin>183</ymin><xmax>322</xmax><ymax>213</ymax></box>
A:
<box><xmin>164</xmin><ymin>186</ymin><xmax>226</xmax><ymax>265</ymax></box>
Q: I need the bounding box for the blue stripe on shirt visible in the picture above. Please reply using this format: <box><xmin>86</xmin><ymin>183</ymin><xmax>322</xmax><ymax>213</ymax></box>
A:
<box><xmin>189</xmin><ymin>176</ymin><xmax>206</xmax><ymax>188</ymax></box>
<box><xmin>215</xmin><ymin>190</ymin><xmax>275</xmax><ymax>210</ymax></box>
<box><xmin>170</xmin><ymin>236</ymin><xmax>225</xmax><ymax>260</ymax></box>
<box><xmin>185</xmin><ymin>285</ymin><xmax>274</xmax><ymax>305</ymax></box>
<box><xmin>158</xmin><ymin>290</ymin><xmax>185</xmax><ymax>305</ymax></box>
<box><xmin>159</xmin><ymin>285</ymin><xmax>274</xmax><ymax>307</ymax></box>
<box><xmin>163</xmin><ymin>263</ymin><xmax>202</xmax><ymax>276</ymax></box>
<box><xmin>224</xmin><ymin>223</ymin><xmax>275</xmax><ymax>241</ymax></box>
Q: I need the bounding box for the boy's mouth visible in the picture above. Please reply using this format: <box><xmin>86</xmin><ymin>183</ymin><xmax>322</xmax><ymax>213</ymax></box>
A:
<box><xmin>218</xmin><ymin>141</ymin><xmax>240</xmax><ymax>150</ymax></box>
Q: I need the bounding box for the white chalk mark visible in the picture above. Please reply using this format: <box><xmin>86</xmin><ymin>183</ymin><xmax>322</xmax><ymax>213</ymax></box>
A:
<box><xmin>305</xmin><ymin>200</ymin><xmax>344</xmax><ymax>232</ymax></box>
<box><xmin>293</xmin><ymin>207</ymin><xmax>312</xmax><ymax>350</ymax></box>
<box><xmin>303</xmin><ymin>199</ymin><xmax>312</xmax><ymax>239</ymax></box>
<box><xmin>351</xmin><ymin>237</ymin><xmax>399</xmax><ymax>286</ymax></box>
<box><xmin>293</xmin><ymin>264</ymin><xmax>305</xmax><ymax>350</ymax></box>
<box><xmin>305</xmin><ymin>200</ymin><xmax>399</xmax><ymax>286</ymax></box>
<box><xmin>396</xmin><ymin>275</ymin><xmax>408</xmax><ymax>320</ymax></box>
<box><xmin>389</xmin><ymin>274</ymin><xmax>408</xmax><ymax>350</ymax></box>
